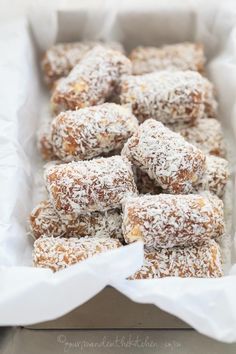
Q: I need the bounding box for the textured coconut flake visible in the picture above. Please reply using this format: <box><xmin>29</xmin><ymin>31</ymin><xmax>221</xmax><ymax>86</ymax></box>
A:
<box><xmin>130</xmin><ymin>42</ymin><xmax>205</xmax><ymax>75</ymax></box>
<box><xmin>129</xmin><ymin>239</ymin><xmax>223</xmax><ymax>279</ymax></box>
<box><xmin>42</xmin><ymin>41</ymin><xmax>124</xmax><ymax>87</ymax></box>
<box><xmin>51</xmin><ymin>46</ymin><xmax>132</xmax><ymax>114</ymax></box>
<box><xmin>120</xmin><ymin>70</ymin><xmax>217</xmax><ymax>123</ymax></box>
<box><xmin>195</xmin><ymin>155</ymin><xmax>229</xmax><ymax>198</ymax></box>
<box><xmin>122</xmin><ymin>193</ymin><xmax>225</xmax><ymax>249</ymax></box>
<box><xmin>133</xmin><ymin>154</ymin><xmax>229</xmax><ymax>198</ymax></box>
<box><xmin>122</xmin><ymin>119</ymin><xmax>206</xmax><ymax>193</ymax></box>
<box><xmin>30</xmin><ymin>199</ymin><xmax>123</xmax><ymax>241</ymax></box>
<box><xmin>45</xmin><ymin>155</ymin><xmax>138</xmax><ymax>214</ymax></box>
<box><xmin>51</xmin><ymin>103</ymin><xmax>138</xmax><ymax>162</ymax></box>
<box><xmin>169</xmin><ymin>118</ymin><xmax>226</xmax><ymax>157</ymax></box>
<box><xmin>33</xmin><ymin>236</ymin><xmax>122</xmax><ymax>272</ymax></box>
<box><xmin>37</xmin><ymin>115</ymin><xmax>57</xmax><ymax>161</ymax></box>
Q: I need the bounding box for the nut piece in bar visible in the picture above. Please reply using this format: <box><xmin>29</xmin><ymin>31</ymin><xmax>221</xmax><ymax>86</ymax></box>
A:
<box><xmin>51</xmin><ymin>46</ymin><xmax>132</xmax><ymax>114</ymax></box>
<box><xmin>45</xmin><ymin>156</ymin><xmax>138</xmax><ymax>214</ymax></box>
<box><xmin>122</xmin><ymin>193</ymin><xmax>225</xmax><ymax>249</ymax></box>
<box><xmin>122</xmin><ymin>119</ymin><xmax>206</xmax><ymax>194</ymax></box>
<box><xmin>29</xmin><ymin>200</ymin><xmax>123</xmax><ymax>241</ymax></box>
<box><xmin>42</xmin><ymin>41</ymin><xmax>124</xmax><ymax>87</ymax></box>
<box><xmin>33</xmin><ymin>236</ymin><xmax>122</xmax><ymax>272</ymax></box>
<box><xmin>169</xmin><ymin>118</ymin><xmax>226</xmax><ymax>158</ymax></box>
<box><xmin>51</xmin><ymin>103</ymin><xmax>139</xmax><ymax>162</ymax></box>
<box><xmin>130</xmin><ymin>42</ymin><xmax>205</xmax><ymax>75</ymax></box>
<box><xmin>129</xmin><ymin>240</ymin><xmax>223</xmax><ymax>279</ymax></box>
<box><xmin>120</xmin><ymin>70</ymin><xmax>217</xmax><ymax>124</ymax></box>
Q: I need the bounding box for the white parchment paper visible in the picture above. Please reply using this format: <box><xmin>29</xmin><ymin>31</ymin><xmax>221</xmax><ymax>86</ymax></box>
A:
<box><xmin>1</xmin><ymin>0</ymin><xmax>236</xmax><ymax>342</ymax></box>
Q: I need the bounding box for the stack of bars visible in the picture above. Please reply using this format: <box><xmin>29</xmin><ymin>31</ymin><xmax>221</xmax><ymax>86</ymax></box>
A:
<box><xmin>30</xmin><ymin>41</ymin><xmax>230</xmax><ymax>278</ymax></box>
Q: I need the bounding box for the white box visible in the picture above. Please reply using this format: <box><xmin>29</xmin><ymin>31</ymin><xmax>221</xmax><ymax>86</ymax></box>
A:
<box><xmin>1</xmin><ymin>0</ymin><xmax>236</xmax><ymax>342</ymax></box>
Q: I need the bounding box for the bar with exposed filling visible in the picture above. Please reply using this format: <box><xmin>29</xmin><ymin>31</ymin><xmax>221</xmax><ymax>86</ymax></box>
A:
<box><xmin>42</xmin><ymin>41</ymin><xmax>124</xmax><ymax>87</ymax></box>
<box><xmin>122</xmin><ymin>193</ymin><xmax>225</xmax><ymax>249</ymax></box>
<box><xmin>51</xmin><ymin>46</ymin><xmax>132</xmax><ymax>114</ymax></box>
<box><xmin>45</xmin><ymin>156</ymin><xmax>138</xmax><ymax>214</ymax></box>
<box><xmin>129</xmin><ymin>240</ymin><xmax>223</xmax><ymax>279</ymax></box>
<box><xmin>169</xmin><ymin>118</ymin><xmax>226</xmax><ymax>157</ymax></box>
<box><xmin>122</xmin><ymin>119</ymin><xmax>206</xmax><ymax>193</ymax></box>
<box><xmin>51</xmin><ymin>103</ymin><xmax>139</xmax><ymax>162</ymax></box>
<box><xmin>29</xmin><ymin>200</ymin><xmax>123</xmax><ymax>241</ymax></box>
<box><xmin>33</xmin><ymin>236</ymin><xmax>122</xmax><ymax>272</ymax></box>
<box><xmin>130</xmin><ymin>42</ymin><xmax>205</xmax><ymax>75</ymax></box>
<box><xmin>120</xmin><ymin>70</ymin><xmax>217</xmax><ymax>124</ymax></box>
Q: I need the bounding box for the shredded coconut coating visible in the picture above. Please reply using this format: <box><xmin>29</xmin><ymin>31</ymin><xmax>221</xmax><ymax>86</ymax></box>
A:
<box><xmin>33</xmin><ymin>236</ymin><xmax>122</xmax><ymax>272</ymax></box>
<box><xmin>122</xmin><ymin>193</ymin><xmax>225</xmax><ymax>249</ymax></box>
<box><xmin>120</xmin><ymin>70</ymin><xmax>217</xmax><ymax>124</ymax></box>
<box><xmin>37</xmin><ymin>117</ymin><xmax>57</xmax><ymax>161</ymax></box>
<box><xmin>134</xmin><ymin>154</ymin><xmax>229</xmax><ymax>198</ymax></box>
<box><xmin>51</xmin><ymin>103</ymin><xmax>139</xmax><ymax>162</ymax></box>
<box><xmin>195</xmin><ymin>155</ymin><xmax>229</xmax><ymax>198</ymax></box>
<box><xmin>45</xmin><ymin>156</ymin><xmax>138</xmax><ymax>214</ymax></box>
<box><xmin>122</xmin><ymin>119</ymin><xmax>206</xmax><ymax>193</ymax></box>
<box><xmin>130</xmin><ymin>42</ymin><xmax>205</xmax><ymax>75</ymax></box>
<box><xmin>169</xmin><ymin>118</ymin><xmax>226</xmax><ymax>157</ymax></box>
<box><xmin>42</xmin><ymin>41</ymin><xmax>124</xmax><ymax>87</ymax></box>
<box><xmin>29</xmin><ymin>200</ymin><xmax>123</xmax><ymax>241</ymax></box>
<box><xmin>51</xmin><ymin>46</ymin><xmax>132</xmax><ymax>114</ymax></box>
<box><xmin>129</xmin><ymin>240</ymin><xmax>223</xmax><ymax>279</ymax></box>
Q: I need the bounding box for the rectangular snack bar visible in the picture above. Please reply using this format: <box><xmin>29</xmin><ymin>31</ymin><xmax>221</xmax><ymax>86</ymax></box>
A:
<box><xmin>29</xmin><ymin>200</ymin><xmax>123</xmax><ymax>241</ymax></box>
<box><xmin>51</xmin><ymin>103</ymin><xmax>138</xmax><ymax>162</ymax></box>
<box><xmin>195</xmin><ymin>155</ymin><xmax>229</xmax><ymax>198</ymax></box>
<box><xmin>134</xmin><ymin>155</ymin><xmax>229</xmax><ymax>198</ymax></box>
<box><xmin>130</xmin><ymin>42</ymin><xmax>205</xmax><ymax>75</ymax></box>
<box><xmin>120</xmin><ymin>70</ymin><xmax>217</xmax><ymax>124</ymax></box>
<box><xmin>42</xmin><ymin>41</ymin><xmax>124</xmax><ymax>87</ymax></box>
<box><xmin>169</xmin><ymin>118</ymin><xmax>226</xmax><ymax>158</ymax></box>
<box><xmin>45</xmin><ymin>156</ymin><xmax>138</xmax><ymax>214</ymax></box>
<box><xmin>51</xmin><ymin>46</ymin><xmax>132</xmax><ymax>114</ymax></box>
<box><xmin>122</xmin><ymin>119</ymin><xmax>206</xmax><ymax>194</ymax></box>
<box><xmin>129</xmin><ymin>240</ymin><xmax>223</xmax><ymax>279</ymax></box>
<box><xmin>122</xmin><ymin>193</ymin><xmax>225</xmax><ymax>249</ymax></box>
<box><xmin>33</xmin><ymin>236</ymin><xmax>122</xmax><ymax>272</ymax></box>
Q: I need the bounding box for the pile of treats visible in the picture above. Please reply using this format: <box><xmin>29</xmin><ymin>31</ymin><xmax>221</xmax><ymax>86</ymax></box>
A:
<box><xmin>30</xmin><ymin>41</ymin><xmax>230</xmax><ymax>278</ymax></box>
